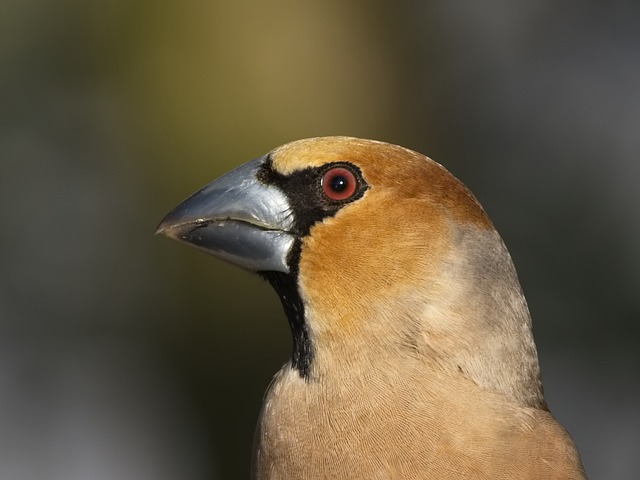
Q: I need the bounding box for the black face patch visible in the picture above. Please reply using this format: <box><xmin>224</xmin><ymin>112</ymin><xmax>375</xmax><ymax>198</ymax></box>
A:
<box><xmin>257</xmin><ymin>155</ymin><xmax>369</xmax><ymax>379</ymax></box>
<box><xmin>256</xmin><ymin>156</ymin><xmax>368</xmax><ymax>237</ymax></box>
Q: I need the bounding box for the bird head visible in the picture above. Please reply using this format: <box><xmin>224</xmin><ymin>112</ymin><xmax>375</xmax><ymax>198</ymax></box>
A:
<box><xmin>157</xmin><ymin>137</ymin><xmax>544</xmax><ymax>408</ymax></box>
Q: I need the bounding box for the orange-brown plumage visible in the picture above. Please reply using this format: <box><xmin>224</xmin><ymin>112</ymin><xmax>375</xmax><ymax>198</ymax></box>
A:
<box><xmin>158</xmin><ymin>136</ymin><xmax>587</xmax><ymax>479</ymax></box>
<box><xmin>272</xmin><ymin>137</ymin><xmax>492</xmax><ymax>228</ymax></box>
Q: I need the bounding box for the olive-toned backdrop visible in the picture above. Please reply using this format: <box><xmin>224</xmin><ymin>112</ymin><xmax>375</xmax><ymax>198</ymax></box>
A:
<box><xmin>2</xmin><ymin>1</ymin><xmax>638</xmax><ymax>479</ymax></box>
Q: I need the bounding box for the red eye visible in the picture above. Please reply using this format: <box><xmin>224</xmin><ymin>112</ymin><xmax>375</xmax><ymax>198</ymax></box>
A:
<box><xmin>322</xmin><ymin>167</ymin><xmax>358</xmax><ymax>201</ymax></box>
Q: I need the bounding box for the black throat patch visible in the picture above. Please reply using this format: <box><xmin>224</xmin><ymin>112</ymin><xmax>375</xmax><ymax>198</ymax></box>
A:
<box><xmin>259</xmin><ymin>241</ymin><xmax>311</xmax><ymax>378</ymax></box>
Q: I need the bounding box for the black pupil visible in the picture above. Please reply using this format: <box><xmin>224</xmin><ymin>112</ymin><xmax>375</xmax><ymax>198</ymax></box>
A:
<box><xmin>330</xmin><ymin>174</ymin><xmax>348</xmax><ymax>192</ymax></box>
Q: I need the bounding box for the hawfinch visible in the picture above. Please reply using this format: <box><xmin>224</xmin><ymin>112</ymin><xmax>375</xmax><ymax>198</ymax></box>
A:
<box><xmin>157</xmin><ymin>137</ymin><xmax>587</xmax><ymax>479</ymax></box>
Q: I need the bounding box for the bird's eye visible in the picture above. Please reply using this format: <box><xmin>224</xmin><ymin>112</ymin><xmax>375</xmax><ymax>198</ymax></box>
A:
<box><xmin>321</xmin><ymin>167</ymin><xmax>358</xmax><ymax>201</ymax></box>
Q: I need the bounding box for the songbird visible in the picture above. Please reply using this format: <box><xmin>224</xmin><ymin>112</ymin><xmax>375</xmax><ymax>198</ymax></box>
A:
<box><xmin>157</xmin><ymin>137</ymin><xmax>587</xmax><ymax>479</ymax></box>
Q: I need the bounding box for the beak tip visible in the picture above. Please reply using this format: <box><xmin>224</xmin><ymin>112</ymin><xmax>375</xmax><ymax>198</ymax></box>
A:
<box><xmin>155</xmin><ymin>214</ymin><xmax>176</xmax><ymax>237</ymax></box>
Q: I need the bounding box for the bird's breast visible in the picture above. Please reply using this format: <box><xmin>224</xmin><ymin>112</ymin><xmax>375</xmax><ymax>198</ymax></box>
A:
<box><xmin>252</xmin><ymin>364</ymin><xmax>585</xmax><ymax>480</ymax></box>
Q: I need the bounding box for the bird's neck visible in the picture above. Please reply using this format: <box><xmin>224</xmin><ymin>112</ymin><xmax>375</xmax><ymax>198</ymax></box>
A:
<box><xmin>265</xmin><ymin>228</ymin><xmax>545</xmax><ymax>410</ymax></box>
<box><xmin>418</xmin><ymin>227</ymin><xmax>546</xmax><ymax>408</ymax></box>
<box><xmin>306</xmin><ymin>228</ymin><xmax>545</xmax><ymax>409</ymax></box>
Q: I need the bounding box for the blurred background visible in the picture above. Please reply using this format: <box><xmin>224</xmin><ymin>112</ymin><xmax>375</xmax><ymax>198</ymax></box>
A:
<box><xmin>1</xmin><ymin>1</ymin><xmax>638</xmax><ymax>478</ymax></box>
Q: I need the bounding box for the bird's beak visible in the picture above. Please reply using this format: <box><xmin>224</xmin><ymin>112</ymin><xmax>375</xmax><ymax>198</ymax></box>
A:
<box><xmin>156</xmin><ymin>156</ymin><xmax>295</xmax><ymax>273</ymax></box>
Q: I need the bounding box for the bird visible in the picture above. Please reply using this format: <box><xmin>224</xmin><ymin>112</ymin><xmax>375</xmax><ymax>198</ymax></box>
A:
<box><xmin>157</xmin><ymin>136</ymin><xmax>587</xmax><ymax>479</ymax></box>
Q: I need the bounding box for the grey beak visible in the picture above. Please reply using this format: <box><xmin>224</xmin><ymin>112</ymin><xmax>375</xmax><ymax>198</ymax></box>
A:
<box><xmin>156</xmin><ymin>156</ymin><xmax>295</xmax><ymax>273</ymax></box>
